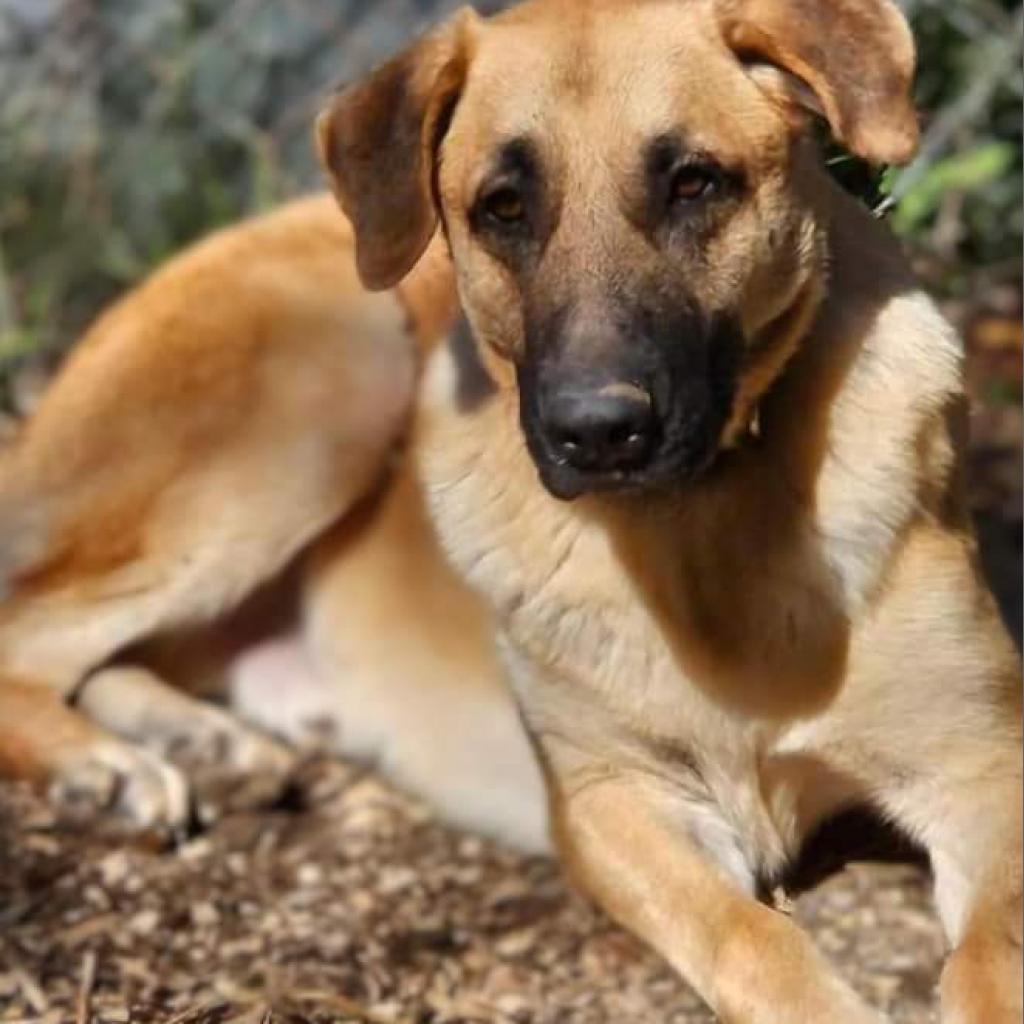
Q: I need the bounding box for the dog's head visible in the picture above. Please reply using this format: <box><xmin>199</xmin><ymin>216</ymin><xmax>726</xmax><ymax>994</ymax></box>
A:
<box><xmin>318</xmin><ymin>0</ymin><xmax>917</xmax><ymax>500</ymax></box>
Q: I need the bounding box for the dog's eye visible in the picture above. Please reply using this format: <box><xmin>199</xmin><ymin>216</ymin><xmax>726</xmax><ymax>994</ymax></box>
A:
<box><xmin>670</xmin><ymin>166</ymin><xmax>717</xmax><ymax>204</ymax></box>
<box><xmin>482</xmin><ymin>187</ymin><xmax>525</xmax><ymax>224</ymax></box>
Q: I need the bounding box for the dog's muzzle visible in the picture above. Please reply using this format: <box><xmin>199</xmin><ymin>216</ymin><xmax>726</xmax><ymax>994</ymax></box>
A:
<box><xmin>519</xmin><ymin>363</ymin><xmax>738</xmax><ymax>501</ymax></box>
<box><xmin>517</xmin><ymin>311</ymin><xmax>743</xmax><ymax>500</ymax></box>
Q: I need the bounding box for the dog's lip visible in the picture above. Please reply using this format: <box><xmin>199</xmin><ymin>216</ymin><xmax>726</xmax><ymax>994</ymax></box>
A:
<box><xmin>538</xmin><ymin>460</ymin><xmax>676</xmax><ymax>502</ymax></box>
<box><xmin>536</xmin><ymin>444</ymin><xmax>723</xmax><ymax>501</ymax></box>
<box><xmin>541</xmin><ymin>465</ymin><xmax>619</xmax><ymax>501</ymax></box>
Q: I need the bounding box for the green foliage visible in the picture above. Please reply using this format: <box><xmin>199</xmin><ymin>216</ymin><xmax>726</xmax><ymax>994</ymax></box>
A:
<box><xmin>0</xmin><ymin>0</ymin><xmax>371</xmax><ymax>357</ymax></box>
<box><xmin>0</xmin><ymin>0</ymin><xmax>1020</xmax><ymax>372</ymax></box>
<box><xmin>879</xmin><ymin>0</ymin><xmax>1023</xmax><ymax>289</ymax></box>
<box><xmin>887</xmin><ymin>142</ymin><xmax>1016</xmax><ymax>233</ymax></box>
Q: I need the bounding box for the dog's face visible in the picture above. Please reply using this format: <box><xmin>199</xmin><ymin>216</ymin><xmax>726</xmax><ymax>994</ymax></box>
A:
<box><xmin>319</xmin><ymin>0</ymin><xmax>917</xmax><ymax>499</ymax></box>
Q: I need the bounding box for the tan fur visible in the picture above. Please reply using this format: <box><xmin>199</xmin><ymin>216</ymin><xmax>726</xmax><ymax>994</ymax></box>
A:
<box><xmin>1</xmin><ymin>0</ymin><xmax>1019</xmax><ymax>1020</ymax></box>
<box><xmin>0</xmin><ymin>678</ymin><xmax>106</xmax><ymax>782</ymax></box>
<box><xmin>0</xmin><ymin>194</ymin><xmax>420</xmax><ymax>824</ymax></box>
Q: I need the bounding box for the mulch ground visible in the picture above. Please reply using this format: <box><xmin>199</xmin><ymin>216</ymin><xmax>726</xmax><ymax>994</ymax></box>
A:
<box><xmin>0</xmin><ymin>759</ymin><xmax>946</xmax><ymax>1024</ymax></box>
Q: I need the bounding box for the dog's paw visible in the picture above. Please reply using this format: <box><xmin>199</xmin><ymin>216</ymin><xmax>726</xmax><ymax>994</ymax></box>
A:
<box><xmin>153</xmin><ymin>704</ymin><xmax>297</xmax><ymax>824</ymax></box>
<box><xmin>76</xmin><ymin>666</ymin><xmax>298</xmax><ymax>824</ymax></box>
<box><xmin>49</xmin><ymin>738</ymin><xmax>190</xmax><ymax>834</ymax></box>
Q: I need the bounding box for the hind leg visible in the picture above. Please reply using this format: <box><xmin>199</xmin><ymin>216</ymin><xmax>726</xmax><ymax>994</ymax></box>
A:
<box><xmin>0</xmin><ymin>388</ymin><xmax>407</xmax><ymax>832</ymax></box>
<box><xmin>0</xmin><ymin>387</ymin><xmax>407</xmax><ymax>831</ymax></box>
<box><xmin>0</xmin><ymin>199</ymin><xmax>417</xmax><ymax>829</ymax></box>
<box><xmin>0</xmin><ymin>679</ymin><xmax>190</xmax><ymax>830</ymax></box>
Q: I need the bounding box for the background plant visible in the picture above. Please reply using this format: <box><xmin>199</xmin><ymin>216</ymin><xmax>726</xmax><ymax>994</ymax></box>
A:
<box><xmin>0</xmin><ymin>0</ymin><xmax>1020</xmax><ymax>381</ymax></box>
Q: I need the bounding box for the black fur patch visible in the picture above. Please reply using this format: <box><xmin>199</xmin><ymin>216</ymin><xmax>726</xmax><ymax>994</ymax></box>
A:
<box><xmin>516</xmin><ymin>294</ymin><xmax>743</xmax><ymax>499</ymax></box>
<box><xmin>449</xmin><ymin>318</ymin><xmax>497</xmax><ymax>413</ymax></box>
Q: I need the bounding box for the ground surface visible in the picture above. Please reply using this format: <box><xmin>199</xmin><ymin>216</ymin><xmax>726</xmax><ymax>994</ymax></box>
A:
<box><xmin>1</xmin><ymin>759</ymin><xmax>947</xmax><ymax>1024</ymax></box>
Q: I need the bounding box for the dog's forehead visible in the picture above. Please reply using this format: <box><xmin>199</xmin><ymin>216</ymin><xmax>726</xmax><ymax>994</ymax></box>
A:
<box><xmin>455</xmin><ymin>0</ymin><xmax>780</xmax><ymax>167</ymax></box>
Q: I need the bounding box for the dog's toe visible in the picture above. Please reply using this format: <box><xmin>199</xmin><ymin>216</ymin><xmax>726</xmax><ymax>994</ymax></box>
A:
<box><xmin>50</xmin><ymin>739</ymin><xmax>191</xmax><ymax>833</ymax></box>
<box><xmin>76</xmin><ymin>666</ymin><xmax>297</xmax><ymax>824</ymax></box>
<box><xmin>161</xmin><ymin>704</ymin><xmax>294</xmax><ymax>772</ymax></box>
<box><xmin>157</xmin><ymin>706</ymin><xmax>297</xmax><ymax>823</ymax></box>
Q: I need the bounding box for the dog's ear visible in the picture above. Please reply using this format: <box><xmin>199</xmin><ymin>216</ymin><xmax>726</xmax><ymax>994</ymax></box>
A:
<box><xmin>714</xmin><ymin>0</ymin><xmax>918</xmax><ymax>165</ymax></box>
<box><xmin>316</xmin><ymin>8</ymin><xmax>478</xmax><ymax>290</ymax></box>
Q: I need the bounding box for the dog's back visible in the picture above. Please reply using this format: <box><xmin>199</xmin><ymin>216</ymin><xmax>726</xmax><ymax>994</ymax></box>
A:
<box><xmin>0</xmin><ymin>195</ymin><xmax>415</xmax><ymax>817</ymax></box>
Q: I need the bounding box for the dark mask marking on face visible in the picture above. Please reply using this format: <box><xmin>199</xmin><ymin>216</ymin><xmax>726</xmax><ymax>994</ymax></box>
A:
<box><xmin>515</xmin><ymin>295</ymin><xmax>743</xmax><ymax>499</ymax></box>
<box><xmin>469</xmin><ymin>136</ymin><xmax>558</xmax><ymax>266</ymax></box>
<box><xmin>450</xmin><ymin>317</ymin><xmax>498</xmax><ymax>412</ymax></box>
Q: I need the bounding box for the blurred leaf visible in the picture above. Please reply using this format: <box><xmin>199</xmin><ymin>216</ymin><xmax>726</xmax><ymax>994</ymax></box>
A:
<box><xmin>0</xmin><ymin>326</ymin><xmax>42</xmax><ymax>362</ymax></box>
<box><xmin>890</xmin><ymin>142</ymin><xmax>1016</xmax><ymax>233</ymax></box>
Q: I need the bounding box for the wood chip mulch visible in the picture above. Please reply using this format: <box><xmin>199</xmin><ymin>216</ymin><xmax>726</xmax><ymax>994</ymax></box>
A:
<box><xmin>0</xmin><ymin>759</ymin><xmax>946</xmax><ymax>1024</ymax></box>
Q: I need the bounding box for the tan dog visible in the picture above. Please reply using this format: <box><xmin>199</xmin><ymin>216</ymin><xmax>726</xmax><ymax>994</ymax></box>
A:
<box><xmin>1</xmin><ymin>0</ymin><xmax>1020</xmax><ymax>1021</ymax></box>
<box><xmin>0</xmin><ymin>195</ymin><xmax>545</xmax><ymax>845</ymax></box>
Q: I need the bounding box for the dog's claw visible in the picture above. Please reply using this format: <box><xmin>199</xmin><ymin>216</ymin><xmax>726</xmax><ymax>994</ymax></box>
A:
<box><xmin>49</xmin><ymin>739</ymin><xmax>191</xmax><ymax>833</ymax></box>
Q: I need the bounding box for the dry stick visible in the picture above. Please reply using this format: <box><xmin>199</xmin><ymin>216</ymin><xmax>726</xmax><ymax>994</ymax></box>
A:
<box><xmin>6</xmin><ymin>953</ymin><xmax>50</xmax><ymax>1017</ymax></box>
<box><xmin>10</xmin><ymin>967</ymin><xmax>49</xmax><ymax>1015</ymax></box>
<box><xmin>75</xmin><ymin>949</ymin><xmax>99</xmax><ymax>1024</ymax></box>
<box><xmin>163</xmin><ymin>1000</ymin><xmax>231</xmax><ymax>1024</ymax></box>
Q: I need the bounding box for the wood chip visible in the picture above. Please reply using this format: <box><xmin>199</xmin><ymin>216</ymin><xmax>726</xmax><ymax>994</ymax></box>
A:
<box><xmin>0</xmin><ymin>762</ymin><xmax>948</xmax><ymax>1023</ymax></box>
<box><xmin>74</xmin><ymin>949</ymin><xmax>98</xmax><ymax>1024</ymax></box>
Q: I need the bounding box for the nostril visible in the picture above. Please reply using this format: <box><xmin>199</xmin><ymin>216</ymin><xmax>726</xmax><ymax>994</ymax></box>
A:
<box><xmin>606</xmin><ymin>422</ymin><xmax>646</xmax><ymax>449</ymax></box>
<box><xmin>556</xmin><ymin>431</ymin><xmax>583</xmax><ymax>454</ymax></box>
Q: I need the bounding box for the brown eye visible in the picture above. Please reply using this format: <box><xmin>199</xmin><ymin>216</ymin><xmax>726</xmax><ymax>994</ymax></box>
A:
<box><xmin>671</xmin><ymin>166</ymin><xmax>716</xmax><ymax>203</ymax></box>
<box><xmin>483</xmin><ymin>186</ymin><xmax>525</xmax><ymax>223</ymax></box>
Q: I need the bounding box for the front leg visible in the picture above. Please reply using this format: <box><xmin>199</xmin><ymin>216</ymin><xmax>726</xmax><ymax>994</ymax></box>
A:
<box><xmin>550</xmin><ymin>764</ymin><xmax>885</xmax><ymax>1024</ymax></box>
<box><xmin>856</xmin><ymin>551</ymin><xmax>1023</xmax><ymax>1024</ymax></box>
<box><xmin>941</xmin><ymin>875</ymin><xmax>1022</xmax><ymax>1024</ymax></box>
<box><xmin>901</xmin><ymin>764</ymin><xmax>1022</xmax><ymax>1024</ymax></box>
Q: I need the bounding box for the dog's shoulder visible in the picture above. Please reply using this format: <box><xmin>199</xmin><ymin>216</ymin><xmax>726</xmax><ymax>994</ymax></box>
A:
<box><xmin>773</xmin><ymin>185</ymin><xmax>967</xmax><ymax>614</ymax></box>
<box><xmin>819</xmin><ymin>183</ymin><xmax>962</xmax><ymax>397</ymax></box>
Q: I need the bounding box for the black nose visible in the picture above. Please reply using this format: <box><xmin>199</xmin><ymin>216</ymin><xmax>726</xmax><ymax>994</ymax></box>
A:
<box><xmin>542</xmin><ymin>383</ymin><xmax>657</xmax><ymax>473</ymax></box>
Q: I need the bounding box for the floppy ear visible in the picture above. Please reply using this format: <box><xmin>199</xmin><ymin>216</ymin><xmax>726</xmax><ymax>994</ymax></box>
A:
<box><xmin>714</xmin><ymin>0</ymin><xmax>919</xmax><ymax>165</ymax></box>
<box><xmin>316</xmin><ymin>8</ymin><xmax>478</xmax><ymax>290</ymax></box>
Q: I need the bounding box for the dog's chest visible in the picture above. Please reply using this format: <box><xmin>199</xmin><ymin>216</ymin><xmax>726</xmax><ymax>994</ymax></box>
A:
<box><xmin>419</xmin><ymin>345</ymin><xmax>948</xmax><ymax>886</ymax></box>
<box><xmin>416</xmin><ymin>390</ymin><xmax>803</xmax><ymax>877</ymax></box>
<box><xmin>416</xmin><ymin>347</ymin><xmax>747</xmax><ymax>742</ymax></box>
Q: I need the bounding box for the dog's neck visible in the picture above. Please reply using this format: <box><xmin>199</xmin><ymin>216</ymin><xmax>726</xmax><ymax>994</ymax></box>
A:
<box><xmin>394</xmin><ymin>238</ymin><xmax>461</xmax><ymax>359</ymax></box>
<box><xmin>723</xmin><ymin>272</ymin><xmax>827</xmax><ymax>448</ymax></box>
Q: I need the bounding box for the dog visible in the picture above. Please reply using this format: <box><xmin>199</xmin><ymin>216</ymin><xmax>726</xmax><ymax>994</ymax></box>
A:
<box><xmin>1</xmin><ymin>0</ymin><xmax>1020</xmax><ymax>1021</ymax></box>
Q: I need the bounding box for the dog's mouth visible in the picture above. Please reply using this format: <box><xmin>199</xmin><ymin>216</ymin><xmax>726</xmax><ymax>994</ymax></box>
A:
<box><xmin>535</xmin><ymin>458</ymin><xmax>706</xmax><ymax>502</ymax></box>
<box><xmin>520</xmin><ymin>381</ymin><xmax>734</xmax><ymax>502</ymax></box>
<box><xmin>532</xmin><ymin>433</ymin><xmax>726</xmax><ymax>501</ymax></box>
<box><xmin>539</xmin><ymin>461</ymin><xmax>651</xmax><ymax>502</ymax></box>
